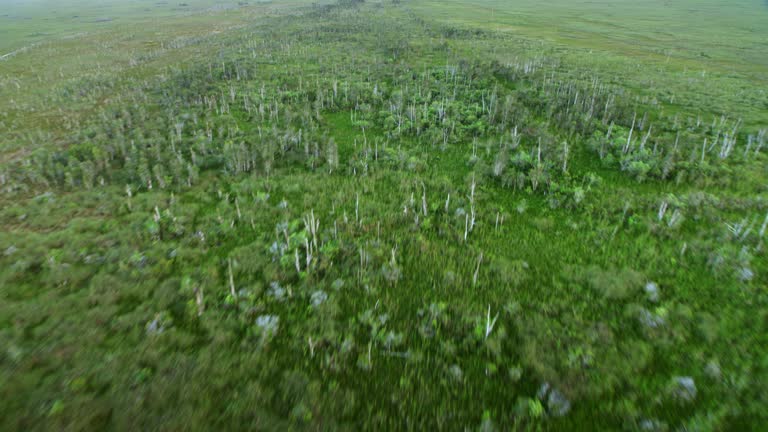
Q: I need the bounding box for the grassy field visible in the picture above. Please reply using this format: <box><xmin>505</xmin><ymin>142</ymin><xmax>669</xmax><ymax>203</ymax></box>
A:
<box><xmin>410</xmin><ymin>0</ymin><xmax>768</xmax><ymax>77</ymax></box>
<box><xmin>1</xmin><ymin>0</ymin><xmax>767</xmax><ymax>430</ymax></box>
<box><xmin>0</xmin><ymin>0</ymin><xmax>262</xmax><ymax>53</ymax></box>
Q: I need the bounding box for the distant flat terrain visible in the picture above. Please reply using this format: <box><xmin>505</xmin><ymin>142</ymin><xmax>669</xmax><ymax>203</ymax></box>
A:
<box><xmin>0</xmin><ymin>0</ymin><xmax>269</xmax><ymax>53</ymax></box>
<box><xmin>410</xmin><ymin>0</ymin><xmax>768</xmax><ymax>79</ymax></box>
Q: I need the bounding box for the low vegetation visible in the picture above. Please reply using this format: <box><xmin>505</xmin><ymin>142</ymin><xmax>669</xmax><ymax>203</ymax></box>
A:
<box><xmin>1</xmin><ymin>0</ymin><xmax>766</xmax><ymax>430</ymax></box>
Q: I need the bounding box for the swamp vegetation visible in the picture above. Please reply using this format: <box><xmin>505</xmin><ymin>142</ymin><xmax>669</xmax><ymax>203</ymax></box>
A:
<box><xmin>1</xmin><ymin>0</ymin><xmax>767</xmax><ymax>430</ymax></box>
